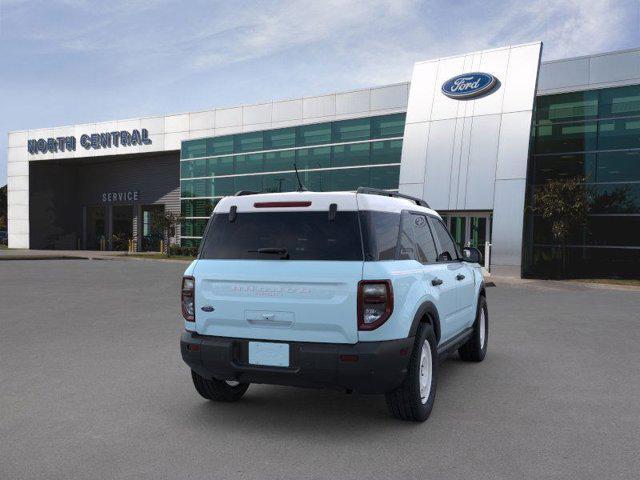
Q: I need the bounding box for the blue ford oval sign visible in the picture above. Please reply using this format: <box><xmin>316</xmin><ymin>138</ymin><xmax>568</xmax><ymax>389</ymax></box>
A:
<box><xmin>441</xmin><ymin>72</ymin><xmax>497</xmax><ymax>99</ymax></box>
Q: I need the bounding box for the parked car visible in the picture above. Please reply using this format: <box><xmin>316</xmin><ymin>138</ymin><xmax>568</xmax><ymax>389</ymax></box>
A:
<box><xmin>180</xmin><ymin>188</ymin><xmax>488</xmax><ymax>421</ymax></box>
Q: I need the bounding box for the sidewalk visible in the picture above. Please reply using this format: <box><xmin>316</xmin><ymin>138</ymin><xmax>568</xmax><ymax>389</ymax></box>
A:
<box><xmin>0</xmin><ymin>249</ymin><xmax>167</xmax><ymax>261</ymax></box>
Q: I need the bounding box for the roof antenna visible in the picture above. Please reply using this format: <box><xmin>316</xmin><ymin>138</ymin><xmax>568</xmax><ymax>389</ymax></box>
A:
<box><xmin>293</xmin><ymin>162</ymin><xmax>307</xmax><ymax>192</ymax></box>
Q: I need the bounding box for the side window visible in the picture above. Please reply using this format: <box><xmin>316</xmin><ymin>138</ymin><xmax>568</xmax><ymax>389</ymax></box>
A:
<box><xmin>360</xmin><ymin>211</ymin><xmax>401</xmax><ymax>261</ymax></box>
<box><xmin>396</xmin><ymin>211</ymin><xmax>415</xmax><ymax>260</ymax></box>
<box><xmin>430</xmin><ymin>217</ymin><xmax>459</xmax><ymax>262</ymax></box>
<box><xmin>411</xmin><ymin>214</ymin><xmax>438</xmax><ymax>264</ymax></box>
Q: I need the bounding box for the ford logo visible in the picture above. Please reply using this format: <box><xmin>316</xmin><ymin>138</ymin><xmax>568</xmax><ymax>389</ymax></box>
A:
<box><xmin>441</xmin><ymin>72</ymin><xmax>497</xmax><ymax>99</ymax></box>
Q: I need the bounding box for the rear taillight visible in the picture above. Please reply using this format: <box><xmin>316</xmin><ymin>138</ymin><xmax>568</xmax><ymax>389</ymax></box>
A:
<box><xmin>181</xmin><ymin>276</ymin><xmax>195</xmax><ymax>322</ymax></box>
<box><xmin>357</xmin><ymin>280</ymin><xmax>393</xmax><ymax>330</ymax></box>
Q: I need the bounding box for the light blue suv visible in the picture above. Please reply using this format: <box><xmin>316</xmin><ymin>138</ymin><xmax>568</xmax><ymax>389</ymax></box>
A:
<box><xmin>180</xmin><ymin>188</ymin><xmax>488</xmax><ymax>422</ymax></box>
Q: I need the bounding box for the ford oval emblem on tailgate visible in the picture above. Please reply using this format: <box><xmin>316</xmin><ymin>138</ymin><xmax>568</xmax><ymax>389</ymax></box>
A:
<box><xmin>201</xmin><ymin>305</ymin><xmax>215</xmax><ymax>312</ymax></box>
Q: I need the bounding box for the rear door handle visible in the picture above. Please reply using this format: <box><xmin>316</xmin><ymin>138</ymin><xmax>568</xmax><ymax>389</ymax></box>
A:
<box><xmin>456</xmin><ymin>274</ymin><xmax>465</xmax><ymax>281</ymax></box>
<box><xmin>431</xmin><ymin>278</ymin><xmax>443</xmax><ymax>286</ymax></box>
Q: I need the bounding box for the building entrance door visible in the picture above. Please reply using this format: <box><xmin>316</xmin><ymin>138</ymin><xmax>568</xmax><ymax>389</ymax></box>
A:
<box><xmin>441</xmin><ymin>212</ymin><xmax>492</xmax><ymax>268</ymax></box>
<box><xmin>140</xmin><ymin>205</ymin><xmax>165</xmax><ymax>252</ymax></box>
<box><xmin>111</xmin><ymin>205</ymin><xmax>134</xmax><ymax>251</ymax></box>
<box><xmin>86</xmin><ymin>206</ymin><xmax>106</xmax><ymax>250</ymax></box>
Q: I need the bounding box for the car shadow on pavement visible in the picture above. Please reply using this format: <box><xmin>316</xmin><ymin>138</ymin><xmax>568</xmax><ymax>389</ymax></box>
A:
<box><xmin>181</xmin><ymin>355</ymin><xmax>471</xmax><ymax>435</ymax></box>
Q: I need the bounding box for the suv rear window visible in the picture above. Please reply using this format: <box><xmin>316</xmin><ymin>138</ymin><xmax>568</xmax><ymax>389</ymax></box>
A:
<box><xmin>200</xmin><ymin>211</ymin><xmax>363</xmax><ymax>261</ymax></box>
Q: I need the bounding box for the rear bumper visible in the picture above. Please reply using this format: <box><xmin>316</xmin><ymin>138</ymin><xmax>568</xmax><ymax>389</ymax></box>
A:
<box><xmin>180</xmin><ymin>331</ymin><xmax>414</xmax><ymax>394</ymax></box>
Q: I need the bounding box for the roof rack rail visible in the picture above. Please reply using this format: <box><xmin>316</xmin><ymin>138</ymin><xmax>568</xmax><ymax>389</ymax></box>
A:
<box><xmin>234</xmin><ymin>190</ymin><xmax>259</xmax><ymax>196</ymax></box>
<box><xmin>356</xmin><ymin>187</ymin><xmax>430</xmax><ymax>208</ymax></box>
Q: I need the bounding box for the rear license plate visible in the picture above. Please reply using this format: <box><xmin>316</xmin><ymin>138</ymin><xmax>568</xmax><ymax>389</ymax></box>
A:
<box><xmin>248</xmin><ymin>341</ymin><xmax>290</xmax><ymax>367</ymax></box>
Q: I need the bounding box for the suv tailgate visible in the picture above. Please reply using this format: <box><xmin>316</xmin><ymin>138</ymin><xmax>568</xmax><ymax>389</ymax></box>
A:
<box><xmin>193</xmin><ymin>260</ymin><xmax>361</xmax><ymax>344</ymax></box>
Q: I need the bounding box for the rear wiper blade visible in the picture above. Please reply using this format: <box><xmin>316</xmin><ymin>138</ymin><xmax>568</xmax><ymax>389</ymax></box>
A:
<box><xmin>248</xmin><ymin>247</ymin><xmax>290</xmax><ymax>259</ymax></box>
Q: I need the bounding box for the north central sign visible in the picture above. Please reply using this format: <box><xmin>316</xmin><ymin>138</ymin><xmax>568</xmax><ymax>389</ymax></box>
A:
<box><xmin>27</xmin><ymin>128</ymin><xmax>152</xmax><ymax>155</ymax></box>
<box><xmin>441</xmin><ymin>72</ymin><xmax>497</xmax><ymax>99</ymax></box>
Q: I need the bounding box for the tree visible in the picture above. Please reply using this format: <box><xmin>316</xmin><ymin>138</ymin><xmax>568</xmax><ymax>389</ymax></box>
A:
<box><xmin>533</xmin><ymin>177</ymin><xmax>589</xmax><ymax>278</ymax></box>
<box><xmin>151</xmin><ymin>210</ymin><xmax>183</xmax><ymax>256</ymax></box>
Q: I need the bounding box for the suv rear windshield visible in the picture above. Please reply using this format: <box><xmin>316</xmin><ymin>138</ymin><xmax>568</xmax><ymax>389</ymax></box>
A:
<box><xmin>200</xmin><ymin>211</ymin><xmax>363</xmax><ymax>261</ymax></box>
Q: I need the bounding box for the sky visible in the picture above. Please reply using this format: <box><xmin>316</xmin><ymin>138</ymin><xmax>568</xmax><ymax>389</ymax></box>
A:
<box><xmin>1</xmin><ymin>0</ymin><xmax>640</xmax><ymax>186</ymax></box>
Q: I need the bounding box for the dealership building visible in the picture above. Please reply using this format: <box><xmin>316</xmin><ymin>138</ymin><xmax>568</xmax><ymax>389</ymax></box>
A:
<box><xmin>6</xmin><ymin>42</ymin><xmax>640</xmax><ymax>277</ymax></box>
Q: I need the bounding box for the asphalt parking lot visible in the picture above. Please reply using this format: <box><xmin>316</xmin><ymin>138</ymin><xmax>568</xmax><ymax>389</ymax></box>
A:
<box><xmin>1</xmin><ymin>259</ymin><xmax>639</xmax><ymax>479</ymax></box>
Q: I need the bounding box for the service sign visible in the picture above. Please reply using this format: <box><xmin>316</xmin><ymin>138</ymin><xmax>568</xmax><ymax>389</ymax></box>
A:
<box><xmin>27</xmin><ymin>129</ymin><xmax>152</xmax><ymax>155</ymax></box>
<box><xmin>102</xmin><ymin>191</ymin><xmax>139</xmax><ymax>203</ymax></box>
<box><xmin>441</xmin><ymin>72</ymin><xmax>497</xmax><ymax>99</ymax></box>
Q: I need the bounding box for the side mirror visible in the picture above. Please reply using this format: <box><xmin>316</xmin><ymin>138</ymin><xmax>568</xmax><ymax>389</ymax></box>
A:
<box><xmin>462</xmin><ymin>247</ymin><xmax>483</xmax><ymax>264</ymax></box>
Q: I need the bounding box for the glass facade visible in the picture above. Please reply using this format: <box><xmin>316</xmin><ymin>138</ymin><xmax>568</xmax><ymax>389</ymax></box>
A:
<box><xmin>523</xmin><ymin>85</ymin><xmax>640</xmax><ymax>278</ymax></box>
<box><xmin>180</xmin><ymin>113</ymin><xmax>405</xmax><ymax>247</ymax></box>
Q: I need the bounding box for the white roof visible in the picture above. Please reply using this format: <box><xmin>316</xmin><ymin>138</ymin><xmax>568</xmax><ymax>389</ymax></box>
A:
<box><xmin>214</xmin><ymin>191</ymin><xmax>440</xmax><ymax>217</ymax></box>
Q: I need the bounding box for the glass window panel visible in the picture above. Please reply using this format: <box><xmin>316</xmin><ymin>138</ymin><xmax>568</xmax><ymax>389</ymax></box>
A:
<box><xmin>180</xmin><ymin>180</ymin><xmax>193</xmax><ymax>198</ymax></box>
<box><xmin>181</xmin><ymin>219</ymin><xmax>209</xmax><ymax>238</ymax></box>
<box><xmin>534</xmin><ymin>121</ymin><xmax>598</xmax><ymax>154</ymax></box>
<box><xmin>324</xmin><ymin>168</ymin><xmax>369</xmax><ymax>191</ymax></box>
<box><xmin>181</xmin><ymin>199</ymin><xmax>193</xmax><ymax>217</ymax></box>
<box><xmin>200</xmin><ymin>212</ymin><xmax>363</xmax><ymax>261</ymax></box>
<box><xmin>371</xmin><ymin>139</ymin><xmax>402</xmax><ymax>164</ymax></box>
<box><xmin>585</xmin><ymin>216</ymin><xmax>640</xmax><ymax>247</ymax></box>
<box><xmin>332</xmin><ymin>118</ymin><xmax>370</xmax><ymax>142</ymax></box>
<box><xmin>469</xmin><ymin>217</ymin><xmax>488</xmax><ymax>258</ymax></box>
<box><xmin>595</xmin><ymin>151</ymin><xmax>640</xmax><ymax>183</ymax></box>
<box><xmin>262</xmin><ymin>172</ymin><xmax>297</xmax><ymax>193</ymax></box>
<box><xmin>448</xmin><ymin>216</ymin><xmax>467</xmax><ymax>252</ymax></box>
<box><xmin>527</xmin><ymin>245</ymin><xmax>640</xmax><ymax>279</ymax></box>
<box><xmin>181</xmin><ymin>238</ymin><xmax>201</xmax><ymax>248</ymax></box>
<box><xmin>208</xmin><ymin>156</ymin><xmax>234</xmax><ymax>176</ymax></box>
<box><xmin>234</xmin><ymin>175</ymin><xmax>263</xmax><ymax>193</ymax></box>
<box><xmin>209</xmin><ymin>177</ymin><xmax>235</xmax><ymax>197</ymax></box>
<box><xmin>397</xmin><ymin>212</ymin><xmax>415</xmax><ymax>261</ymax></box>
<box><xmin>531</xmin><ymin>153</ymin><xmax>597</xmax><ymax>184</ymax></box>
<box><xmin>598</xmin><ymin>84</ymin><xmax>640</xmax><ymax>118</ymax></box>
<box><xmin>369</xmin><ymin>166</ymin><xmax>400</xmax><ymax>190</ymax></box>
<box><xmin>264</xmin><ymin>128</ymin><xmax>296</xmax><ymax>149</ymax></box>
<box><xmin>412</xmin><ymin>214</ymin><xmax>438</xmax><ymax>264</ymax></box>
<box><xmin>332</xmin><ymin>143</ymin><xmax>370</xmax><ymax>167</ymax></box>
<box><xmin>264</xmin><ymin>150</ymin><xmax>295</xmax><ymax>172</ymax></box>
<box><xmin>192</xmin><ymin>179</ymin><xmax>208</xmax><ymax>197</ymax></box>
<box><xmin>296</xmin><ymin>147</ymin><xmax>331</xmax><ymax>170</ymax></box>
<box><xmin>371</xmin><ymin>113</ymin><xmax>406</xmax><ymax>139</ymax></box>
<box><xmin>180</xmin><ymin>161</ymin><xmax>193</xmax><ymax>179</ymax></box>
<box><xmin>182</xmin><ymin>199</ymin><xmax>215</xmax><ymax>218</ymax></box>
<box><xmin>235</xmin><ymin>153</ymin><xmax>263</xmax><ymax>175</ymax></box>
<box><xmin>589</xmin><ymin>183</ymin><xmax>640</xmax><ymax>214</ymax></box>
<box><xmin>359</xmin><ymin>211</ymin><xmax>401</xmax><ymax>261</ymax></box>
<box><xmin>187</xmin><ymin>159</ymin><xmax>207</xmax><ymax>178</ymax></box>
<box><xmin>430</xmin><ymin>217</ymin><xmax>460</xmax><ymax>261</ymax></box>
<box><xmin>304</xmin><ymin>170</ymin><xmax>330</xmax><ymax>192</ymax></box>
<box><xmin>192</xmin><ymin>219</ymin><xmax>208</xmax><ymax>237</ymax></box>
<box><xmin>535</xmin><ymin>91</ymin><xmax>598</xmax><ymax>124</ymax></box>
<box><xmin>234</xmin><ymin>131</ymin><xmax>263</xmax><ymax>153</ymax></box>
<box><xmin>181</xmin><ymin>220</ymin><xmax>193</xmax><ymax>237</ymax></box>
<box><xmin>181</xmin><ymin>139</ymin><xmax>206</xmax><ymax>159</ymax></box>
<box><xmin>296</xmin><ymin>123</ymin><xmax>331</xmax><ymax>146</ymax></box>
<box><xmin>206</xmin><ymin>136</ymin><xmax>233</xmax><ymax>156</ymax></box>
<box><xmin>597</xmin><ymin>119</ymin><xmax>640</xmax><ymax>150</ymax></box>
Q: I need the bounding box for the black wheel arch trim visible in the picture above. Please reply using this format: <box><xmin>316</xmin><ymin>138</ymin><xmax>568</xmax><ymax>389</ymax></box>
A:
<box><xmin>408</xmin><ymin>301</ymin><xmax>441</xmax><ymax>344</ymax></box>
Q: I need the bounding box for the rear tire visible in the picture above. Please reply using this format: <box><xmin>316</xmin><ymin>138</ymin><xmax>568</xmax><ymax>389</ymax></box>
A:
<box><xmin>458</xmin><ymin>295</ymin><xmax>488</xmax><ymax>362</ymax></box>
<box><xmin>191</xmin><ymin>370</ymin><xmax>249</xmax><ymax>402</ymax></box>
<box><xmin>385</xmin><ymin>322</ymin><xmax>438</xmax><ymax>422</ymax></box>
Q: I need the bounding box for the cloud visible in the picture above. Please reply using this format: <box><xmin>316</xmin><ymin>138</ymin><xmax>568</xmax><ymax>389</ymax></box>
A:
<box><xmin>1</xmin><ymin>0</ymin><xmax>638</xmax><ymax>186</ymax></box>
